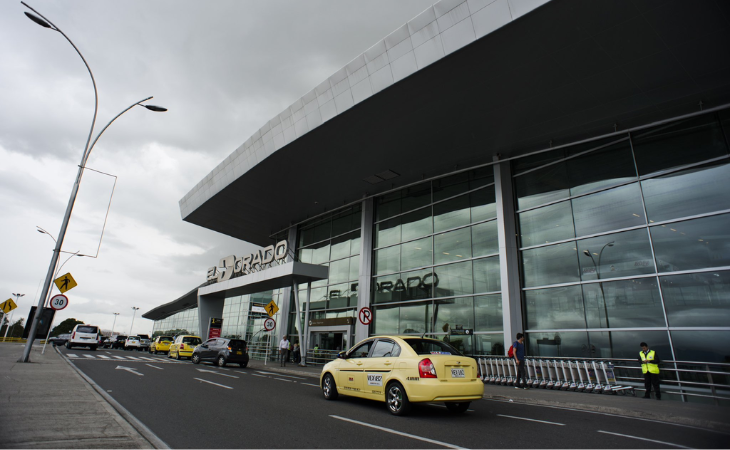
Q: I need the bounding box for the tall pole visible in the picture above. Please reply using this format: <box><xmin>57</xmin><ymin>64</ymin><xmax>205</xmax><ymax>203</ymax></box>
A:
<box><xmin>583</xmin><ymin>242</ymin><xmax>614</xmax><ymax>356</ymax></box>
<box><xmin>20</xmin><ymin>4</ymin><xmax>166</xmax><ymax>363</ymax></box>
<box><xmin>129</xmin><ymin>307</ymin><xmax>139</xmax><ymax>336</ymax></box>
<box><xmin>111</xmin><ymin>312</ymin><xmax>119</xmax><ymax>335</ymax></box>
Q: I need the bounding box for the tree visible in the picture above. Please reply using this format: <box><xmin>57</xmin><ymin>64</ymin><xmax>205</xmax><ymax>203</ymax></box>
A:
<box><xmin>0</xmin><ymin>318</ymin><xmax>25</xmax><ymax>338</ymax></box>
<box><xmin>49</xmin><ymin>318</ymin><xmax>84</xmax><ymax>336</ymax></box>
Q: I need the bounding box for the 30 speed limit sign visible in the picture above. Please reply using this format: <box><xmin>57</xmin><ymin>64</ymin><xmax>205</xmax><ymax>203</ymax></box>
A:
<box><xmin>50</xmin><ymin>294</ymin><xmax>69</xmax><ymax>310</ymax></box>
<box><xmin>264</xmin><ymin>317</ymin><xmax>276</xmax><ymax>331</ymax></box>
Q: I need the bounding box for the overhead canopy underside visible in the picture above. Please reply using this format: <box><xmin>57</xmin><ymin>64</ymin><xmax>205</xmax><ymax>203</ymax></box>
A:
<box><xmin>182</xmin><ymin>0</ymin><xmax>730</xmax><ymax>246</ymax></box>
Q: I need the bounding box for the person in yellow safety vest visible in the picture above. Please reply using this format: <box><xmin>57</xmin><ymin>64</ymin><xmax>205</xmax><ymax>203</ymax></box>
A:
<box><xmin>639</xmin><ymin>341</ymin><xmax>661</xmax><ymax>400</ymax></box>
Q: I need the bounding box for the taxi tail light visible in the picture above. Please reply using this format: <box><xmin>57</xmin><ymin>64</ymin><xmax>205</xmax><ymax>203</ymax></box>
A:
<box><xmin>418</xmin><ymin>358</ymin><xmax>437</xmax><ymax>378</ymax></box>
<box><xmin>72</xmin><ymin>332</ymin><xmax>76</xmax><ymax>340</ymax></box>
<box><xmin>179</xmin><ymin>343</ymin><xmax>185</xmax><ymax>350</ymax></box>
<box><xmin>227</xmin><ymin>346</ymin><xmax>232</xmax><ymax>351</ymax></box>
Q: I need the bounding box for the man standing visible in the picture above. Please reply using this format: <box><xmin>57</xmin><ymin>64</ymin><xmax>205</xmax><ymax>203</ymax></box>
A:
<box><xmin>279</xmin><ymin>335</ymin><xmax>290</xmax><ymax>367</ymax></box>
<box><xmin>513</xmin><ymin>333</ymin><xmax>527</xmax><ymax>389</ymax></box>
<box><xmin>639</xmin><ymin>342</ymin><xmax>661</xmax><ymax>400</ymax></box>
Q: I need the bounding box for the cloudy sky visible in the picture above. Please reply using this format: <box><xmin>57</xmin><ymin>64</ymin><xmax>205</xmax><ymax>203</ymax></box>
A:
<box><xmin>0</xmin><ymin>0</ymin><xmax>434</xmax><ymax>336</ymax></box>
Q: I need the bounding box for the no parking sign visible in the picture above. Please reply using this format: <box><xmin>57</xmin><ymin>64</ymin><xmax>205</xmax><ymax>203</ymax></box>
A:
<box><xmin>358</xmin><ymin>307</ymin><xmax>372</xmax><ymax>325</ymax></box>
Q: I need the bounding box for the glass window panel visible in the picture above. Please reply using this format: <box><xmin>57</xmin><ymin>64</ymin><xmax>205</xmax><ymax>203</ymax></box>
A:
<box><xmin>519</xmin><ymin>201</ymin><xmax>575</xmax><ymax>246</ymax></box>
<box><xmin>632</xmin><ymin>113</ymin><xmax>728</xmax><ymax>176</ymax></box>
<box><xmin>311</xmin><ymin>263</ymin><xmax>329</xmax><ymax>288</ymax></box>
<box><xmin>588</xmin><ymin>330</ymin><xmax>671</xmax><ymax>360</ymax></box>
<box><xmin>572</xmin><ymin>183</ymin><xmax>646</xmax><ymax>237</ymax></box>
<box><xmin>401</xmin><ymin>237</ymin><xmax>432</xmax><ymax>271</ymax></box>
<box><xmin>376</xmin><ymin>191</ymin><xmax>402</xmax><ymax>222</ymax></box>
<box><xmin>332</xmin><ymin>209</ymin><xmax>357</xmax><ymax>236</ymax></box>
<box><xmin>470</xmin><ymin>185</ymin><xmax>497</xmax><ymax>223</ymax></box>
<box><xmin>373</xmin><ymin>305</ymin><xmax>399</xmax><ymax>335</ymax></box>
<box><xmin>567</xmin><ymin>140</ymin><xmax>636</xmax><ymax>196</ymax></box>
<box><xmin>314</xmin><ymin>220</ymin><xmax>331</xmax><ymax>243</ymax></box>
<box><xmin>515</xmin><ymin>163</ymin><xmax>569</xmax><ymax>210</ymax></box>
<box><xmin>474</xmin><ymin>334</ymin><xmax>505</xmax><ymax>356</ymax></box>
<box><xmin>642</xmin><ymin>162</ymin><xmax>730</xmax><ymax>223</ymax></box>
<box><xmin>433</xmin><ymin>297</ymin><xmax>474</xmax><ymax>335</ymax></box>
<box><xmin>329</xmin><ymin>232</ymin><xmax>352</xmax><ymax>261</ymax></box>
<box><xmin>522</xmin><ymin>242</ymin><xmax>580</xmax><ymax>288</ymax></box>
<box><xmin>328</xmin><ymin>258</ymin><xmax>350</xmax><ymax>284</ymax></box>
<box><xmin>472</xmin><ymin>220</ymin><xmax>499</xmax><ymax>257</ymax></box>
<box><xmin>582</xmin><ymin>279</ymin><xmax>665</xmax><ymax>329</ymax></box>
<box><xmin>434</xmin><ymin>227</ymin><xmax>472</xmax><ymax>265</ymax></box>
<box><xmin>524</xmin><ymin>285</ymin><xmax>586</xmax><ymax>330</ymax></box>
<box><xmin>399</xmin><ymin>302</ymin><xmax>431</xmax><ymax>334</ymax></box>
<box><xmin>671</xmin><ymin>331</ymin><xmax>730</xmax><ymax>363</ymax></box>
<box><xmin>299</xmin><ymin>225</ymin><xmax>316</xmax><ymax>247</ymax></box>
<box><xmin>433</xmin><ymin>172</ymin><xmax>469</xmax><ymax>202</ymax></box>
<box><xmin>347</xmin><ymin>281</ymin><xmax>359</xmax><ymax>307</ymax></box>
<box><xmin>433</xmin><ymin>194</ymin><xmax>471</xmax><ymax>232</ymax></box>
<box><xmin>469</xmin><ymin>166</ymin><xmax>495</xmax><ymax>190</ymax></box>
<box><xmin>348</xmin><ymin>255</ymin><xmax>360</xmax><ymax>282</ymax></box>
<box><xmin>373</xmin><ymin>268</ymin><xmax>432</xmax><ymax>304</ymax></box>
<box><xmin>473</xmin><ymin>257</ymin><xmax>501</xmax><ymax>294</ymax></box>
<box><xmin>401</xmin><ymin>184</ymin><xmax>432</xmax><ymax>214</ymax></box>
<box><xmin>527</xmin><ymin>331</ymin><xmax>589</xmax><ymax>358</ymax></box>
<box><xmin>375</xmin><ymin>216</ymin><xmax>400</xmax><ymax>248</ymax></box>
<box><xmin>577</xmin><ymin>229</ymin><xmax>655</xmax><ymax>281</ymax></box>
<box><xmin>327</xmin><ymin>283</ymin><xmax>350</xmax><ymax>309</ymax></box>
<box><xmin>374</xmin><ymin>246</ymin><xmax>399</xmax><ymax>275</ymax></box>
<box><xmin>401</xmin><ymin>207</ymin><xmax>433</xmax><ymax>241</ymax></box>
<box><xmin>651</xmin><ymin>214</ymin><xmax>730</xmax><ymax>272</ymax></box>
<box><xmin>474</xmin><ymin>295</ymin><xmax>503</xmax><ymax>332</ymax></box>
<box><xmin>434</xmin><ymin>261</ymin><xmax>473</xmax><ymax>298</ymax></box>
<box><xmin>662</xmin><ymin>271</ymin><xmax>730</xmax><ymax>327</ymax></box>
<box><xmin>350</xmin><ymin>234</ymin><xmax>361</xmax><ymax>256</ymax></box>
<box><xmin>310</xmin><ymin>241</ymin><xmax>330</xmax><ymax>264</ymax></box>
<box><xmin>308</xmin><ymin>287</ymin><xmax>327</xmax><ymax>310</ymax></box>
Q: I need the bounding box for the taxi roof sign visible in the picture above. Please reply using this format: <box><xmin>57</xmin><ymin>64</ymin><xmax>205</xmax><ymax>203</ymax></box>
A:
<box><xmin>54</xmin><ymin>272</ymin><xmax>78</xmax><ymax>294</ymax></box>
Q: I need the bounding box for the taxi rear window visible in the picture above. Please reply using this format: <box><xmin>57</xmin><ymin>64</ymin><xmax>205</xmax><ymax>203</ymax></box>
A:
<box><xmin>159</xmin><ymin>337</ymin><xmax>172</xmax><ymax>342</ymax></box>
<box><xmin>228</xmin><ymin>339</ymin><xmax>246</xmax><ymax>348</ymax></box>
<box><xmin>402</xmin><ymin>339</ymin><xmax>463</xmax><ymax>356</ymax></box>
<box><xmin>183</xmin><ymin>337</ymin><xmax>202</xmax><ymax>345</ymax></box>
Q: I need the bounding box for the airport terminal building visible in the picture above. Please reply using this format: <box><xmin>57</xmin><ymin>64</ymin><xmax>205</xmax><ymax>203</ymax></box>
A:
<box><xmin>144</xmin><ymin>0</ymin><xmax>730</xmax><ymax>367</ymax></box>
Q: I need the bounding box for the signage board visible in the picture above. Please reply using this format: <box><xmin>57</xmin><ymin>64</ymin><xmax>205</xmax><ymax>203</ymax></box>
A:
<box><xmin>449</xmin><ymin>328</ymin><xmax>474</xmax><ymax>336</ymax></box>
<box><xmin>307</xmin><ymin>317</ymin><xmax>354</xmax><ymax>327</ymax></box>
<box><xmin>358</xmin><ymin>307</ymin><xmax>372</xmax><ymax>325</ymax></box>
<box><xmin>207</xmin><ymin>240</ymin><xmax>289</xmax><ymax>283</ymax></box>
<box><xmin>1</xmin><ymin>298</ymin><xmax>17</xmax><ymax>314</ymax></box>
<box><xmin>53</xmin><ymin>272</ymin><xmax>78</xmax><ymax>294</ymax></box>
<box><xmin>208</xmin><ymin>318</ymin><xmax>223</xmax><ymax>339</ymax></box>
<box><xmin>21</xmin><ymin>307</ymin><xmax>56</xmax><ymax>339</ymax></box>
<box><xmin>251</xmin><ymin>305</ymin><xmax>267</xmax><ymax>314</ymax></box>
<box><xmin>265</xmin><ymin>301</ymin><xmax>279</xmax><ymax>317</ymax></box>
<box><xmin>264</xmin><ymin>317</ymin><xmax>276</xmax><ymax>331</ymax></box>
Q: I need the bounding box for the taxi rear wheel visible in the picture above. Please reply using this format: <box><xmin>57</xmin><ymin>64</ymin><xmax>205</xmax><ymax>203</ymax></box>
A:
<box><xmin>445</xmin><ymin>402</ymin><xmax>470</xmax><ymax>413</ymax></box>
<box><xmin>322</xmin><ymin>374</ymin><xmax>338</xmax><ymax>400</ymax></box>
<box><xmin>386</xmin><ymin>382</ymin><xmax>411</xmax><ymax>416</ymax></box>
<box><xmin>174</xmin><ymin>351</ymin><xmax>180</xmax><ymax>360</ymax></box>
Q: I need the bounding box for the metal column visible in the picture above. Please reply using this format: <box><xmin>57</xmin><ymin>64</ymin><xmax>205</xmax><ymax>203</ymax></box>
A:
<box><xmin>276</xmin><ymin>226</ymin><xmax>298</xmax><ymax>342</ymax></box>
<box><xmin>355</xmin><ymin>198</ymin><xmax>374</xmax><ymax>345</ymax></box>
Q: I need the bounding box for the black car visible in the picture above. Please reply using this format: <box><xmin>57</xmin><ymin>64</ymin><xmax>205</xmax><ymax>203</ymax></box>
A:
<box><xmin>192</xmin><ymin>338</ymin><xmax>249</xmax><ymax>367</ymax></box>
<box><xmin>107</xmin><ymin>335</ymin><xmax>128</xmax><ymax>349</ymax></box>
<box><xmin>48</xmin><ymin>333</ymin><xmax>71</xmax><ymax>346</ymax></box>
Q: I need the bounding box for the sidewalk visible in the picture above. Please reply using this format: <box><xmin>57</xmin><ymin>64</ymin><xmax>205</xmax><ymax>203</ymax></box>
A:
<box><xmin>247</xmin><ymin>358</ymin><xmax>730</xmax><ymax>434</ymax></box>
<box><xmin>0</xmin><ymin>342</ymin><xmax>164</xmax><ymax>449</ymax></box>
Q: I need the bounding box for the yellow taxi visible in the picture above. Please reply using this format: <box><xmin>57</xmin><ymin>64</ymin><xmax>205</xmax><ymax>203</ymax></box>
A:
<box><xmin>168</xmin><ymin>335</ymin><xmax>202</xmax><ymax>360</ymax></box>
<box><xmin>320</xmin><ymin>336</ymin><xmax>483</xmax><ymax>415</ymax></box>
<box><xmin>149</xmin><ymin>336</ymin><xmax>173</xmax><ymax>354</ymax></box>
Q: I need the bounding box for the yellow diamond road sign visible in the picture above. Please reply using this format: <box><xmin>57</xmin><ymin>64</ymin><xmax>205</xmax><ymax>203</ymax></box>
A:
<box><xmin>1</xmin><ymin>298</ymin><xmax>17</xmax><ymax>314</ymax></box>
<box><xmin>54</xmin><ymin>272</ymin><xmax>78</xmax><ymax>294</ymax></box>
<box><xmin>265</xmin><ymin>300</ymin><xmax>279</xmax><ymax>317</ymax></box>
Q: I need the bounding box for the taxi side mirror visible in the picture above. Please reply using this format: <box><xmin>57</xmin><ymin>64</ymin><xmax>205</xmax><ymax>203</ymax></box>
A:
<box><xmin>338</xmin><ymin>351</ymin><xmax>346</xmax><ymax>359</ymax></box>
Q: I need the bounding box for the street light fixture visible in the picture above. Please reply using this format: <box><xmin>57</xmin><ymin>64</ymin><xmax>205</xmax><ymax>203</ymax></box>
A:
<box><xmin>111</xmin><ymin>312</ymin><xmax>120</xmax><ymax>336</ymax></box>
<box><xmin>130</xmin><ymin>307</ymin><xmax>140</xmax><ymax>336</ymax></box>
<box><xmin>582</xmin><ymin>241</ymin><xmax>615</xmax><ymax>356</ymax></box>
<box><xmin>20</xmin><ymin>3</ymin><xmax>166</xmax><ymax>363</ymax></box>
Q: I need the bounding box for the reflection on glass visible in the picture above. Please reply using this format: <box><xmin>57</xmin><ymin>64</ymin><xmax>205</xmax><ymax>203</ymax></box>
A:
<box><xmin>433</xmin><ymin>297</ymin><xmax>474</xmax><ymax>336</ymax></box>
<box><xmin>582</xmin><ymin>279</ymin><xmax>665</xmax><ymax>329</ymax></box>
<box><xmin>374</xmin><ymin>246</ymin><xmax>399</xmax><ymax>275</ymax></box>
<box><xmin>373</xmin><ymin>268</ymin><xmax>433</xmax><ymax>304</ymax></box>
<box><xmin>567</xmin><ymin>141</ymin><xmax>636</xmax><ymax>196</ymax></box>
<box><xmin>473</xmin><ymin>257</ymin><xmax>501</xmax><ymax>293</ymax></box>
<box><xmin>328</xmin><ymin>258</ymin><xmax>350</xmax><ymax>285</ymax></box>
<box><xmin>527</xmin><ymin>332</ymin><xmax>589</xmax><ymax>358</ymax></box>
<box><xmin>434</xmin><ymin>261</ymin><xmax>473</xmax><ymax>298</ymax></box>
<box><xmin>515</xmin><ymin>163</ymin><xmax>569</xmax><ymax>210</ymax></box>
<box><xmin>522</xmin><ymin>242</ymin><xmax>580</xmax><ymax>287</ymax></box>
<box><xmin>327</xmin><ymin>283</ymin><xmax>350</xmax><ymax>309</ymax></box>
<box><xmin>474</xmin><ymin>295</ymin><xmax>503</xmax><ymax>332</ymax></box>
<box><xmin>434</xmin><ymin>194</ymin><xmax>470</xmax><ymax>232</ymax></box>
<box><xmin>472</xmin><ymin>220</ymin><xmax>499</xmax><ymax>257</ymax></box>
<box><xmin>519</xmin><ymin>201</ymin><xmax>574</xmax><ymax>246</ymax></box>
<box><xmin>308</xmin><ymin>287</ymin><xmax>327</xmax><ymax>310</ymax></box>
<box><xmin>399</xmin><ymin>302</ymin><xmax>431</xmax><ymax>334</ymax></box>
<box><xmin>433</xmin><ymin>172</ymin><xmax>469</xmax><ymax>203</ymax></box>
<box><xmin>376</xmin><ymin>216</ymin><xmax>400</xmax><ymax>248</ymax></box>
<box><xmin>374</xmin><ymin>305</ymin><xmax>398</xmax><ymax>335</ymax></box>
<box><xmin>525</xmin><ymin>285</ymin><xmax>586</xmax><ymax>330</ymax></box>
<box><xmin>572</xmin><ymin>183</ymin><xmax>646</xmax><ymax>237</ymax></box>
<box><xmin>642</xmin><ymin>162</ymin><xmax>730</xmax><ymax>223</ymax></box>
<box><xmin>435</xmin><ymin>227</ymin><xmax>471</xmax><ymax>265</ymax></box>
<box><xmin>578</xmin><ymin>229</ymin><xmax>655</xmax><ymax>281</ymax></box>
<box><xmin>652</xmin><ymin>214</ymin><xmax>730</xmax><ymax>272</ymax></box>
<box><xmin>470</xmin><ymin>185</ymin><xmax>497</xmax><ymax>223</ymax></box>
<box><xmin>401</xmin><ymin>237</ymin><xmax>433</xmax><ymax>271</ymax></box>
<box><xmin>348</xmin><ymin>255</ymin><xmax>360</xmax><ymax>283</ymax></box>
<box><xmin>662</xmin><ymin>272</ymin><xmax>730</xmax><ymax>327</ymax></box>
<box><xmin>474</xmin><ymin>334</ymin><xmax>505</xmax><ymax>356</ymax></box>
<box><xmin>310</xmin><ymin>241</ymin><xmax>331</xmax><ymax>264</ymax></box>
<box><xmin>330</xmin><ymin>232</ymin><xmax>353</xmax><ymax>261</ymax></box>
<box><xmin>401</xmin><ymin>207</ymin><xmax>433</xmax><ymax>242</ymax></box>
<box><xmin>671</xmin><ymin>330</ymin><xmax>730</xmax><ymax>363</ymax></box>
<box><xmin>588</xmin><ymin>330</ymin><xmax>671</xmax><ymax>359</ymax></box>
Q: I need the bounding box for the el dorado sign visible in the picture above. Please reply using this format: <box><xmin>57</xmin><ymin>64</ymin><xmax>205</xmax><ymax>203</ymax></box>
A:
<box><xmin>207</xmin><ymin>240</ymin><xmax>288</xmax><ymax>283</ymax></box>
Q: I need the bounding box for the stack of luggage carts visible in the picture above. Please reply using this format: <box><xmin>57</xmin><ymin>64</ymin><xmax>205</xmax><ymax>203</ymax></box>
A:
<box><xmin>477</xmin><ymin>357</ymin><xmax>635</xmax><ymax>395</ymax></box>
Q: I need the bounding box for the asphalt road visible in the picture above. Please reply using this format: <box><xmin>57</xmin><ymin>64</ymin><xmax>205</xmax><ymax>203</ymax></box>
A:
<box><xmin>60</xmin><ymin>347</ymin><xmax>729</xmax><ymax>449</ymax></box>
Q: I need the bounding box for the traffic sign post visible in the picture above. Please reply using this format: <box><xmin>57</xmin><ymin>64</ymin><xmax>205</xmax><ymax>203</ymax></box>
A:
<box><xmin>264</xmin><ymin>317</ymin><xmax>276</xmax><ymax>331</ymax></box>
<box><xmin>53</xmin><ymin>272</ymin><xmax>78</xmax><ymax>294</ymax></box>
<box><xmin>1</xmin><ymin>298</ymin><xmax>18</xmax><ymax>315</ymax></box>
<box><xmin>265</xmin><ymin>300</ymin><xmax>279</xmax><ymax>317</ymax></box>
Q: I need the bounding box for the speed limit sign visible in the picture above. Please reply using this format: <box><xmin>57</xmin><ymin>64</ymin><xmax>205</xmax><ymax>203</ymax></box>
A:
<box><xmin>264</xmin><ymin>317</ymin><xmax>276</xmax><ymax>331</ymax></box>
<box><xmin>50</xmin><ymin>294</ymin><xmax>69</xmax><ymax>310</ymax></box>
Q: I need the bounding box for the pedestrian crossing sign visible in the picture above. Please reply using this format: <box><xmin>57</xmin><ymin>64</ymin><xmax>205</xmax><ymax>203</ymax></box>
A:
<box><xmin>54</xmin><ymin>272</ymin><xmax>78</xmax><ymax>294</ymax></box>
<box><xmin>265</xmin><ymin>300</ymin><xmax>279</xmax><ymax>317</ymax></box>
<box><xmin>1</xmin><ymin>298</ymin><xmax>17</xmax><ymax>314</ymax></box>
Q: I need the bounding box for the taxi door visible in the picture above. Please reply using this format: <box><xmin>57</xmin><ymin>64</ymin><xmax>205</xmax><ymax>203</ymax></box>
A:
<box><xmin>359</xmin><ymin>339</ymin><xmax>400</xmax><ymax>399</ymax></box>
<box><xmin>336</xmin><ymin>340</ymin><xmax>374</xmax><ymax>397</ymax></box>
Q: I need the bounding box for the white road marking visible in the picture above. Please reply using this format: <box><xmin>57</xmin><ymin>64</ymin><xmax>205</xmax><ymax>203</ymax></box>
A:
<box><xmin>497</xmin><ymin>414</ymin><xmax>565</xmax><ymax>426</ymax></box>
<box><xmin>145</xmin><ymin>364</ymin><xmax>164</xmax><ymax>370</ymax></box>
<box><xmin>597</xmin><ymin>430</ymin><xmax>690</xmax><ymax>448</ymax></box>
<box><xmin>194</xmin><ymin>378</ymin><xmax>233</xmax><ymax>389</ymax></box>
<box><xmin>251</xmin><ymin>373</ymin><xmax>267</xmax><ymax>378</ymax></box>
<box><xmin>98</xmin><ymin>355</ymin><xmax>111</xmax><ymax>359</ymax></box>
<box><xmin>256</xmin><ymin>371</ymin><xmax>305</xmax><ymax>379</ymax></box>
<box><xmin>196</xmin><ymin>368</ymin><xmax>239</xmax><ymax>379</ymax></box>
<box><xmin>115</xmin><ymin>366</ymin><xmax>144</xmax><ymax>376</ymax></box>
<box><xmin>330</xmin><ymin>415</ymin><xmax>465</xmax><ymax>449</ymax></box>
<box><xmin>302</xmin><ymin>383</ymin><xmax>320</xmax><ymax>387</ymax></box>
<box><xmin>274</xmin><ymin>378</ymin><xmax>293</xmax><ymax>382</ymax></box>
<box><xmin>112</xmin><ymin>356</ymin><xmax>126</xmax><ymax>360</ymax></box>
<box><xmin>138</xmin><ymin>357</ymin><xmax>157</xmax><ymax>361</ymax></box>
<box><xmin>67</xmin><ymin>354</ymin><xmax>79</xmax><ymax>358</ymax></box>
<box><xmin>83</xmin><ymin>354</ymin><xmax>95</xmax><ymax>359</ymax></box>
<box><xmin>125</xmin><ymin>356</ymin><xmax>141</xmax><ymax>361</ymax></box>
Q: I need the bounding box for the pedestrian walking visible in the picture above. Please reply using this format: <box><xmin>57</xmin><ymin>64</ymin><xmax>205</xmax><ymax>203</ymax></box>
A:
<box><xmin>279</xmin><ymin>335</ymin><xmax>290</xmax><ymax>367</ymax></box>
<box><xmin>639</xmin><ymin>341</ymin><xmax>661</xmax><ymax>400</ymax></box>
<box><xmin>292</xmin><ymin>342</ymin><xmax>300</xmax><ymax>364</ymax></box>
<box><xmin>513</xmin><ymin>332</ymin><xmax>528</xmax><ymax>389</ymax></box>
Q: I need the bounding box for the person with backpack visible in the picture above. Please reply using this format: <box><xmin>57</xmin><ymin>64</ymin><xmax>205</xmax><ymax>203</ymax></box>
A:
<box><xmin>512</xmin><ymin>332</ymin><xmax>527</xmax><ymax>389</ymax></box>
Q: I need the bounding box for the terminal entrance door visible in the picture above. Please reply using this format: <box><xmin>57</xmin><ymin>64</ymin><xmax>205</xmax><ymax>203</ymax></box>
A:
<box><xmin>308</xmin><ymin>325</ymin><xmax>352</xmax><ymax>363</ymax></box>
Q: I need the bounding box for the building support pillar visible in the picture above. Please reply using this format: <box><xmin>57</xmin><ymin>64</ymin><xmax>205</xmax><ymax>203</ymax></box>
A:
<box><xmin>355</xmin><ymin>198</ymin><xmax>374</xmax><ymax>345</ymax></box>
<box><xmin>276</xmin><ymin>226</ymin><xmax>298</xmax><ymax>343</ymax></box>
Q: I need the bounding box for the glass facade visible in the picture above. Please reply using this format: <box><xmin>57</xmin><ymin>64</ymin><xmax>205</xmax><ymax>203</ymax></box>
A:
<box><xmin>152</xmin><ymin>308</ymin><xmax>199</xmax><ymax>337</ymax></box>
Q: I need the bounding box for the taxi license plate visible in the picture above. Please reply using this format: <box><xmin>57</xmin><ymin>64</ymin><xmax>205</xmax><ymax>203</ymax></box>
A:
<box><xmin>236</xmin><ymin>351</ymin><xmax>242</xmax><ymax>355</ymax></box>
<box><xmin>451</xmin><ymin>368</ymin><xmax>465</xmax><ymax>378</ymax></box>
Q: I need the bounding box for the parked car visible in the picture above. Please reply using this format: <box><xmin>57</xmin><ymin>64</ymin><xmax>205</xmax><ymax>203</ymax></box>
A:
<box><xmin>168</xmin><ymin>335</ymin><xmax>202</xmax><ymax>360</ymax></box>
<box><xmin>124</xmin><ymin>336</ymin><xmax>142</xmax><ymax>351</ymax></box>
<box><xmin>192</xmin><ymin>338</ymin><xmax>249</xmax><ymax>367</ymax></box>
<box><xmin>48</xmin><ymin>333</ymin><xmax>71</xmax><ymax>346</ymax></box>
<box><xmin>106</xmin><ymin>335</ymin><xmax>127</xmax><ymax>349</ymax></box>
<box><xmin>97</xmin><ymin>335</ymin><xmax>108</xmax><ymax>348</ymax></box>
<box><xmin>149</xmin><ymin>336</ymin><xmax>173</xmax><ymax>354</ymax></box>
<box><xmin>137</xmin><ymin>334</ymin><xmax>151</xmax><ymax>351</ymax></box>
<box><xmin>66</xmin><ymin>325</ymin><xmax>100</xmax><ymax>351</ymax></box>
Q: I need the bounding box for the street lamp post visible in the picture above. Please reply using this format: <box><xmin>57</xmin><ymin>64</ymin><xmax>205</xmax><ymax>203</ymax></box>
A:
<box><xmin>130</xmin><ymin>307</ymin><xmax>139</xmax><ymax>336</ymax></box>
<box><xmin>2</xmin><ymin>293</ymin><xmax>25</xmax><ymax>340</ymax></box>
<box><xmin>111</xmin><ymin>312</ymin><xmax>120</xmax><ymax>335</ymax></box>
<box><xmin>582</xmin><ymin>241</ymin><xmax>615</xmax><ymax>356</ymax></box>
<box><xmin>20</xmin><ymin>3</ymin><xmax>166</xmax><ymax>363</ymax></box>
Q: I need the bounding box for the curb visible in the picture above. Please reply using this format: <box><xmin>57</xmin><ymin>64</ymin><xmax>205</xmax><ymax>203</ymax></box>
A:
<box><xmin>55</xmin><ymin>347</ymin><xmax>171</xmax><ymax>449</ymax></box>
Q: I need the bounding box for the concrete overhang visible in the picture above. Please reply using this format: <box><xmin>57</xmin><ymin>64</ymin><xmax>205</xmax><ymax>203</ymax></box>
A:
<box><xmin>142</xmin><ymin>284</ymin><xmax>202</xmax><ymax>321</ymax></box>
<box><xmin>198</xmin><ymin>262</ymin><xmax>328</xmax><ymax>299</ymax></box>
<box><xmin>181</xmin><ymin>0</ymin><xmax>730</xmax><ymax>246</ymax></box>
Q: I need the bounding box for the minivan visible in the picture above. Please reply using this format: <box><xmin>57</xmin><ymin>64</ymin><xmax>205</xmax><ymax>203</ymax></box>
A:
<box><xmin>66</xmin><ymin>324</ymin><xmax>100</xmax><ymax>350</ymax></box>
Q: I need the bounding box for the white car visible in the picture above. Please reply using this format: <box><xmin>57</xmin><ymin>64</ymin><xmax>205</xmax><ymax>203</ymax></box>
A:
<box><xmin>66</xmin><ymin>325</ymin><xmax>100</xmax><ymax>351</ymax></box>
<box><xmin>124</xmin><ymin>336</ymin><xmax>141</xmax><ymax>351</ymax></box>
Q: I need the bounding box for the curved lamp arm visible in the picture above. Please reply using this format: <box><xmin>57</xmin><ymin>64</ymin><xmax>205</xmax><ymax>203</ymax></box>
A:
<box><xmin>83</xmin><ymin>96</ymin><xmax>153</xmax><ymax>166</ymax></box>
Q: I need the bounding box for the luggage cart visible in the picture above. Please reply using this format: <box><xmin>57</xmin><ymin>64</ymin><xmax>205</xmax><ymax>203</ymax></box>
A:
<box><xmin>592</xmin><ymin>361</ymin><xmax>605</xmax><ymax>394</ymax></box>
<box><xmin>559</xmin><ymin>360</ymin><xmax>571</xmax><ymax>390</ymax></box>
<box><xmin>538</xmin><ymin>360</ymin><xmax>548</xmax><ymax>388</ymax></box>
<box><xmin>600</xmin><ymin>361</ymin><xmax>635</xmax><ymax>396</ymax></box>
<box><xmin>582</xmin><ymin>361</ymin><xmax>596</xmax><ymax>392</ymax></box>
<box><xmin>546</xmin><ymin>360</ymin><xmax>557</xmax><ymax>389</ymax></box>
<box><xmin>525</xmin><ymin>359</ymin><xmax>536</xmax><ymax>387</ymax></box>
<box><xmin>574</xmin><ymin>361</ymin><xmax>586</xmax><ymax>392</ymax></box>
<box><xmin>488</xmin><ymin>358</ymin><xmax>497</xmax><ymax>384</ymax></box>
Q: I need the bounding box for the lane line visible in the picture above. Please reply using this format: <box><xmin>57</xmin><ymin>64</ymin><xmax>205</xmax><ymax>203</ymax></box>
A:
<box><xmin>145</xmin><ymin>364</ymin><xmax>164</xmax><ymax>370</ymax></box>
<box><xmin>597</xmin><ymin>430</ymin><xmax>690</xmax><ymax>449</ymax></box>
<box><xmin>194</xmin><ymin>378</ymin><xmax>233</xmax><ymax>389</ymax></box>
<box><xmin>302</xmin><ymin>383</ymin><xmax>320</xmax><ymax>387</ymax></box>
<box><xmin>125</xmin><ymin>356</ymin><xmax>141</xmax><ymax>361</ymax></box>
<box><xmin>274</xmin><ymin>378</ymin><xmax>293</xmax><ymax>382</ymax></box>
<box><xmin>330</xmin><ymin>415</ymin><xmax>465</xmax><ymax>449</ymax></box>
<box><xmin>256</xmin><ymin>371</ymin><xmax>305</xmax><ymax>379</ymax></box>
<box><xmin>251</xmin><ymin>373</ymin><xmax>267</xmax><ymax>378</ymax></box>
<box><xmin>112</xmin><ymin>356</ymin><xmax>126</xmax><ymax>360</ymax></box>
<box><xmin>138</xmin><ymin>357</ymin><xmax>157</xmax><ymax>361</ymax></box>
<box><xmin>67</xmin><ymin>354</ymin><xmax>78</xmax><ymax>358</ymax></box>
<box><xmin>98</xmin><ymin>355</ymin><xmax>111</xmax><ymax>359</ymax></box>
<box><xmin>497</xmin><ymin>414</ymin><xmax>565</xmax><ymax>426</ymax></box>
